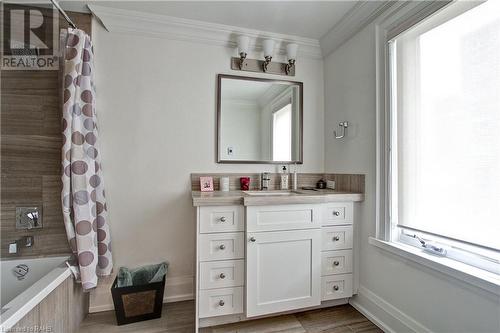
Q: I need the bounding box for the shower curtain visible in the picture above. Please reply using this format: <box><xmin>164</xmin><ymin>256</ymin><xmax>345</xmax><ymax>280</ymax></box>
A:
<box><xmin>61</xmin><ymin>28</ymin><xmax>112</xmax><ymax>290</ymax></box>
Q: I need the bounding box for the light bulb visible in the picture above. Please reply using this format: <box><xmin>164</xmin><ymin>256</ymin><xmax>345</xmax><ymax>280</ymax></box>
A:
<box><xmin>262</xmin><ymin>39</ymin><xmax>275</xmax><ymax>58</ymax></box>
<box><xmin>286</xmin><ymin>43</ymin><xmax>298</xmax><ymax>61</ymax></box>
<box><xmin>237</xmin><ymin>35</ymin><xmax>249</xmax><ymax>56</ymax></box>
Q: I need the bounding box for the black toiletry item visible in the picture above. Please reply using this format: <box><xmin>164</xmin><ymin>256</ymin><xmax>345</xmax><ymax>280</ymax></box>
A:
<box><xmin>316</xmin><ymin>179</ymin><xmax>326</xmax><ymax>189</ymax></box>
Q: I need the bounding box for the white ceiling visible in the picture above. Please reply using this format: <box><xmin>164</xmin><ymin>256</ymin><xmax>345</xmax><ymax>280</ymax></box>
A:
<box><xmin>71</xmin><ymin>1</ymin><xmax>358</xmax><ymax>40</ymax></box>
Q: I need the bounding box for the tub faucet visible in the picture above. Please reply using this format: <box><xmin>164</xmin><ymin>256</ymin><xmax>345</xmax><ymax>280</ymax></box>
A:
<box><xmin>261</xmin><ymin>172</ymin><xmax>271</xmax><ymax>190</ymax></box>
<box><xmin>23</xmin><ymin>236</ymin><xmax>34</xmax><ymax>247</ymax></box>
<box><xmin>8</xmin><ymin>236</ymin><xmax>34</xmax><ymax>254</ymax></box>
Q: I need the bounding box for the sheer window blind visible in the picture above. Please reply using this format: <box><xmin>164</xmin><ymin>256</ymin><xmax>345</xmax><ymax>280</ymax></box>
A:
<box><xmin>391</xmin><ymin>0</ymin><xmax>500</xmax><ymax>250</ymax></box>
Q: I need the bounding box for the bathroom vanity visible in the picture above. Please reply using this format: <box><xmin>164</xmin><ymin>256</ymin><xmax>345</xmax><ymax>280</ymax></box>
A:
<box><xmin>192</xmin><ymin>189</ymin><xmax>363</xmax><ymax>331</ymax></box>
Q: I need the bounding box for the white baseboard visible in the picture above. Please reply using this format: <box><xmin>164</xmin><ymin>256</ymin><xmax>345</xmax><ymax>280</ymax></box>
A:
<box><xmin>89</xmin><ymin>293</ymin><xmax>194</xmax><ymax>313</ymax></box>
<box><xmin>165</xmin><ymin>293</ymin><xmax>194</xmax><ymax>303</ymax></box>
<box><xmin>89</xmin><ymin>303</ymin><xmax>114</xmax><ymax>313</ymax></box>
<box><xmin>349</xmin><ymin>285</ymin><xmax>431</xmax><ymax>333</ymax></box>
<box><xmin>89</xmin><ymin>275</ymin><xmax>194</xmax><ymax>313</ymax></box>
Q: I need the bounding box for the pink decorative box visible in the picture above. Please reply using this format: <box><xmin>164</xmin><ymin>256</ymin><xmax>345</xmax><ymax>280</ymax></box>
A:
<box><xmin>200</xmin><ymin>177</ymin><xmax>214</xmax><ymax>192</ymax></box>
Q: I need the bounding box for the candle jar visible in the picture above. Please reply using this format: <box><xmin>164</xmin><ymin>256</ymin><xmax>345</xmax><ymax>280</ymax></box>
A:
<box><xmin>220</xmin><ymin>177</ymin><xmax>230</xmax><ymax>191</ymax></box>
<box><xmin>240</xmin><ymin>177</ymin><xmax>250</xmax><ymax>190</ymax></box>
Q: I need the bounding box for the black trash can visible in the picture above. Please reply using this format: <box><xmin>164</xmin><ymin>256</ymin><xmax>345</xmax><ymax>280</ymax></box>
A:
<box><xmin>111</xmin><ymin>274</ymin><xmax>166</xmax><ymax>325</ymax></box>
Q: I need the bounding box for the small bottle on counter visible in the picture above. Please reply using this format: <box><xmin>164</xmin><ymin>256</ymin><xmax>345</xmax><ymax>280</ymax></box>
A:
<box><xmin>280</xmin><ymin>166</ymin><xmax>289</xmax><ymax>190</ymax></box>
<box><xmin>220</xmin><ymin>176</ymin><xmax>230</xmax><ymax>192</ymax></box>
<box><xmin>292</xmin><ymin>163</ymin><xmax>298</xmax><ymax>190</ymax></box>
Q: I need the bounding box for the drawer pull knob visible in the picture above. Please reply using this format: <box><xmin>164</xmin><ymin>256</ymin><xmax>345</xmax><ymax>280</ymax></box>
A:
<box><xmin>333</xmin><ymin>285</ymin><xmax>339</xmax><ymax>291</ymax></box>
<box><xmin>250</xmin><ymin>237</ymin><xmax>256</xmax><ymax>242</ymax></box>
<box><xmin>333</xmin><ymin>261</ymin><xmax>340</xmax><ymax>266</ymax></box>
<box><xmin>332</xmin><ymin>236</ymin><xmax>340</xmax><ymax>241</ymax></box>
<box><xmin>219</xmin><ymin>273</ymin><xmax>226</xmax><ymax>279</ymax></box>
<box><xmin>219</xmin><ymin>300</ymin><xmax>225</xmax><ymax>306</ymax></box>
<box><xmin>333</xmin><ymin>211</ymin><xmax>340</xmax><ymax>216</ymax></box>
<box><xmin>219</xmin><ymin>244</ymin><xmax>226</xmax><ymax>250</ymax></box>
<box><xmin>220</xmin><ymin>217</ymin><xmax>226</xmax><ymax>222</ymax></box>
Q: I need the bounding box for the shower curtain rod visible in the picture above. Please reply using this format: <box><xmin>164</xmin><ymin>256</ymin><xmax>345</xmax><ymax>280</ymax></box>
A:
<box><xmin>50</xmin><ymin>0</ymin><xmax>77</xmax><ymax>29</ymax></box>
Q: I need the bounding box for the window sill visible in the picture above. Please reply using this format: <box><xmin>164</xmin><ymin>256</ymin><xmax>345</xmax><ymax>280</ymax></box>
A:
<box><xmin>369</xmin><ymin>237</ymin><xmax>500</xmax><ymax>295</ymax></box>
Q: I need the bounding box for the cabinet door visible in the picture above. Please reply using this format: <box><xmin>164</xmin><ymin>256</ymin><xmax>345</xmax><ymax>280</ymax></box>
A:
<box><xmin>246</xmin><ymin>229</ymin><xmax>321</xmax><ymax>317</ymax></box>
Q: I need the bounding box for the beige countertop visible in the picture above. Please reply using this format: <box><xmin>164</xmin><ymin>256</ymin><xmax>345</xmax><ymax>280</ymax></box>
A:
<box><xmin>192</xmin><ymin>189</ymin><xmax>364</xmax><ymax>206</ymax></box>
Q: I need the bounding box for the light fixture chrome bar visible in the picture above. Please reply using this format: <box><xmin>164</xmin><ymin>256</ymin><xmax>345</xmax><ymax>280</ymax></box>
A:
<box><xmin>230</xmin><ymin>57</ymin><xmax>294</xmax><ymax>76</ymax></box>
<box><xmin>50</xmin><ymin>0</ymin><xmax>77</xmax><ymax>29</ymax></box>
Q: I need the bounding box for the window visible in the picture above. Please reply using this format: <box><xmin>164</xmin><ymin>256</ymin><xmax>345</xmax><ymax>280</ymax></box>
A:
<box><xmin>388</xmin><ymin>0</ymin><xmax>500</xmax><ymax>273</ymax></box>
<box><xmin>272</xmin><ymin>103</ymin><xmax>292</xmax><ymax>161</ymax></box>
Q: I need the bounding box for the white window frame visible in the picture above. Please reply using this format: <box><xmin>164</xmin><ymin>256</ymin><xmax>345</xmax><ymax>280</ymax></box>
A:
<box><xmin>372</xmin><ymin>0</ymin><xmax>500</xmax><ymax>295</ymax></box>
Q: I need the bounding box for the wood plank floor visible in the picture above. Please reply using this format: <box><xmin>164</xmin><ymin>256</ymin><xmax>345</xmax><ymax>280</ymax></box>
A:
<box><xmin>78</xmin><ymin>301</ymin><xmax>382</xmax><ymax>333</ymax></box>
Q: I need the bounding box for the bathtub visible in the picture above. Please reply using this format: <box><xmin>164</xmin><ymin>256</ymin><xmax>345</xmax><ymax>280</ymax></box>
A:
<box><xmin>0</xmin><ymin>256</ymin><xmax>72</xmax><ymax>330</ymax></box>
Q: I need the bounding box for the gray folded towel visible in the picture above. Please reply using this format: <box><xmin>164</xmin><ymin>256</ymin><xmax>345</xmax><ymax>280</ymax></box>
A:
<box><xmin>116</xmin><ymin>262</ymin><xmax>168</xmax><ymax>288</ymax></box>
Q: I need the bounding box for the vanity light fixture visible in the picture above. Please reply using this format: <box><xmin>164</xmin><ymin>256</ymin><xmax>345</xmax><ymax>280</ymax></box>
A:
<box><xmin>262</xmin><ymin>39</ymin><xmax>275</xmax><ymax>72</ymax></box>
<box><xmin>237</xmin><ymin>35</ymin><xmax>250</xmax><ymax>70</ymax></box>
<box><xmin>285</xmin><ymin>43</ymin><xmax>298</xmax><ymax>75</ymax></box>
<box><xmin>230</xmin><ymin>35</ymin><xmax>296</xmax><ymax>76</ymax></box>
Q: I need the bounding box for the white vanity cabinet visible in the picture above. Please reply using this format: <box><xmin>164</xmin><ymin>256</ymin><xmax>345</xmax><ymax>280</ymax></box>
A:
<box><xmin>195</xmin><ymin>200</ymin><xmax>356</xmax><ymax>330</ymax></box>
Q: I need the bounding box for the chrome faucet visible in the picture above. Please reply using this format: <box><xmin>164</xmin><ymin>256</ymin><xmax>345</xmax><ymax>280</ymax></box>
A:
<box><xmin>26</xmin><ymin>211</ymin><xmax>39</xmax><ymax>229</ymax></box>
<box><xmin>8</xmin><ymin>236</ymin><xmax>34</xmax><ymax>254</ymax></box>
<box><xmin>261</xmin><ymin>172</ymin><xmax>271</xmax><ymax>190</ymax></box>
<box><xmin>24</xmin><ymin>236</ymin><xmax>34</xmax><ymax>247</ymax></box>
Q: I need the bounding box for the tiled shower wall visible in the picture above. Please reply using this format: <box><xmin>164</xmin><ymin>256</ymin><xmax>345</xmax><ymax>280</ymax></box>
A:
<box><xmin>1</xmin><ymin>8</ymin><xmax>92</xmax><ymax>258</ymax></box>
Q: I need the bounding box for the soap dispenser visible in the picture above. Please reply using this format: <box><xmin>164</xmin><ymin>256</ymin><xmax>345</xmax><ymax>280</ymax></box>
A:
<box><xmin>280</xmin><ymin>166</ymin><xmax>289</xmax><ymax>190</ymax></box>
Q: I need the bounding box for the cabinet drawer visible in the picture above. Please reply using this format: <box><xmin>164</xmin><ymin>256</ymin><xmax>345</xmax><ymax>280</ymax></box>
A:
<box><xmin>321</xmin><ymin>250</ymin><xmax>353</xmax><ymax>276</ymax></box>
<box><xmin>322</xmin><ymin>226</ymin><xmax>353</xmax><ymax>251</ymax></box>
<box><xmin>323</xmin><ymin>202</ymin><xmax>353</xmax><ymax>225</ymax></box>
<box><xmin>199</xmin><ymin>260</ymin><xmax>244</xmax><ymax>290</ymax></box>
<box><xmin>199</xmin><ymin>206</ymin><xmax>244</xmax><ymax>233</ymax></box>
<box><xmin>321</xmin><ymin>274</ymin><xmax>353</xmax><ymax>301</ymax></box>
<box><xmin>199</xmin><ymin>233</ymin><xmax>244</xmax><ymax>262</ymax></box>
<box><xmin>246</xmin><ymin>204</ymin><xmax>321</xmax><ymax>232</ymax></box>
<box><xmin>199</xmin><ymin>287</ymin><xmax>244</xmax><ymax>318</ymax></box>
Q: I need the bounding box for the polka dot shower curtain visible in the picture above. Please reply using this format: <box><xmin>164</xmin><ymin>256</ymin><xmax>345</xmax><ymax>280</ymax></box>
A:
<box><xmin>61</xmin><ymin>28</ymin><xmax>112</xmax><ymax>290</ymax></box>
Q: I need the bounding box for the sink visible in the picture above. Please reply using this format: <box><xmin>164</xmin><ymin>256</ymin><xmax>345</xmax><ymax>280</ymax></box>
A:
<box><xmin>243</xmin><ymin>191</ymin><xmax>298</xmax><ymax>196</ymax></box>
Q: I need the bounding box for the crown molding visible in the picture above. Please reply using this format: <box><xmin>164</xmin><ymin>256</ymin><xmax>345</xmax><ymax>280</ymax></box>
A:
<box><xmin>87</xmin><ymin>4</ymin><xmax>322</xmax><ymax>59</ymax></box>
<box><xmin>320</xmin><ymin>1</ymin><xmax>396</xmax><ymax>57</ymax></box>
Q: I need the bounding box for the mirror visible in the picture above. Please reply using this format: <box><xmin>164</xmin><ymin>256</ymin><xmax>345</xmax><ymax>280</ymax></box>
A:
<box><xmin>217</xmin><ymin>74</ymin><xmax>303</xmax><ymax>164</ymax></box>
